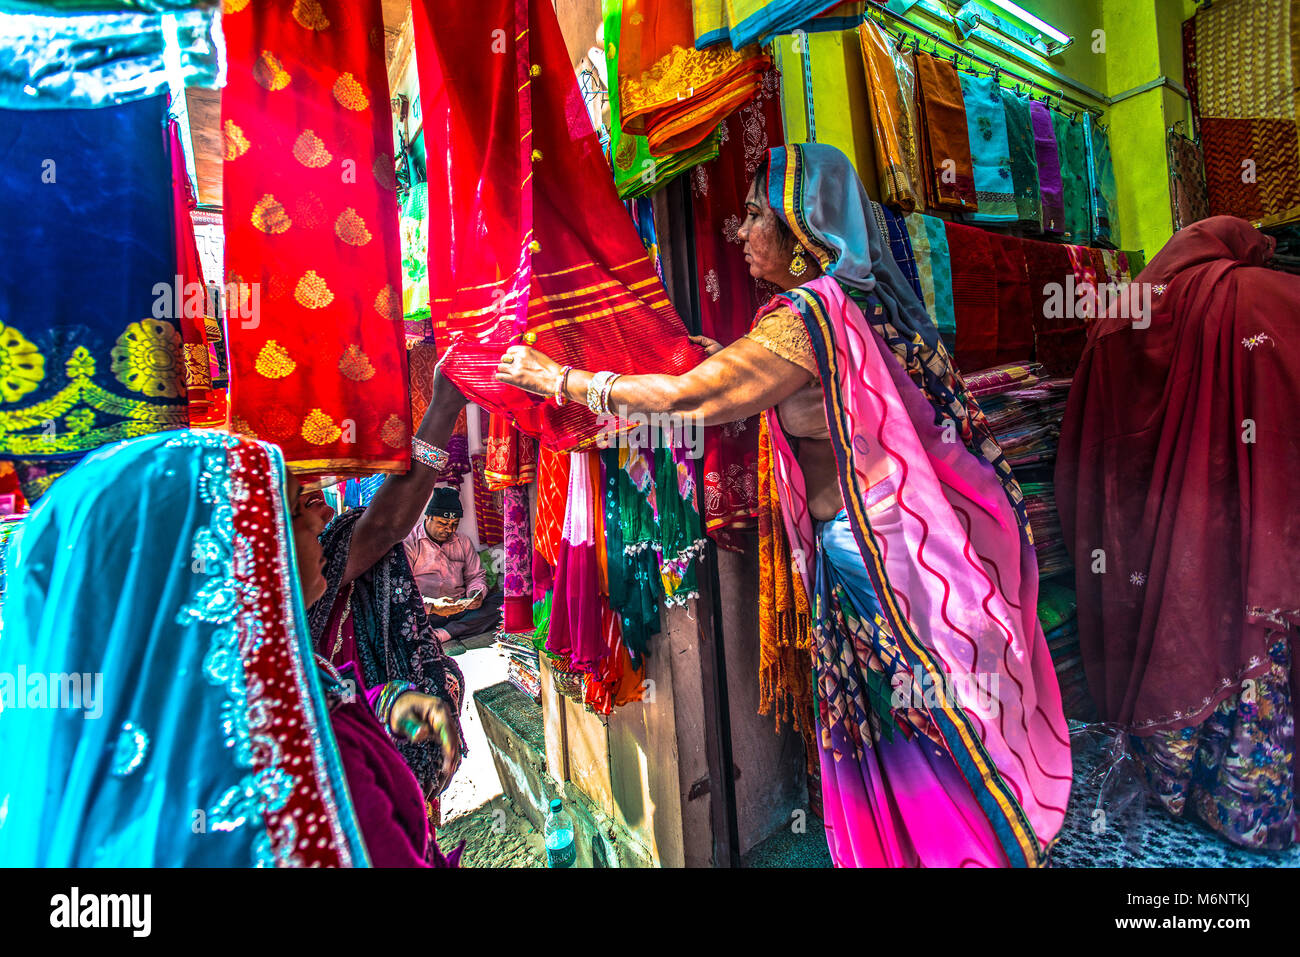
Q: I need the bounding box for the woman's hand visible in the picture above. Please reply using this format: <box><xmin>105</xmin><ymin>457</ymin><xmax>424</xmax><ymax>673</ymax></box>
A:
<box><xmin>391</xmin><ymin>691</ymin><xmax>462</xmax><ymax>790</ymax></box>
<box><xmin>689</xmin><ymin>334</ymin><xmax>724</xmax><ymax>356</ymax></box>
<box><xmin>494</xmin><ymin>345</ymin><xmax>562</xmax><ymax>396</ymax></box>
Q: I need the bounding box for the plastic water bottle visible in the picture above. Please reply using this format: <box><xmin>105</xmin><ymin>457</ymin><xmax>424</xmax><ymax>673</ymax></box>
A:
<box><xmin>544</xmin><ymin>798</ymin><xmax>576</xmax><ymax>868</ymax></box>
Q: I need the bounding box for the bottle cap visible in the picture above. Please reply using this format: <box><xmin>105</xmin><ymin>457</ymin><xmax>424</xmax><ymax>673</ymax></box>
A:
<box><xmin>549</xmin><ymin>799</ymin><xmax>562</xmax><ymax>813</ymax></box>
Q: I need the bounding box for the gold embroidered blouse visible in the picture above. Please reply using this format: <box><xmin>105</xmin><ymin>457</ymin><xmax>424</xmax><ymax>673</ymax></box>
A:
<box><xmin>743</xmin><ymin>306</ymin><xmax>818</xmax><ymax>378</ymax></box>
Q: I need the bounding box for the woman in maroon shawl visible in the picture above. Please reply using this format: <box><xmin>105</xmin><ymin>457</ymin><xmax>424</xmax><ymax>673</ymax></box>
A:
<box><xmin>1057</xmin><ymin>216</ymin><xmax>1299</xmax><ymax>850</ymax></box>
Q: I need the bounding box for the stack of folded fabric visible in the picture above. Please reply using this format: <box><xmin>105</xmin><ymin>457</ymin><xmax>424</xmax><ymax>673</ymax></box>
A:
<box><xmin>1036</xmin><ymin>579</ymin><xmax>1096</xmax><ymax>721</ymax></box>
<box><xmin>965</xmin><ymin>364</ymin><xmax>1071</xmax><ymax>469</ymax></box>
<box><xmin>497</xmin><ymin>631</ymin><xmax>542</xmax><ymax>701</ymax></box>
<box><xmin>965</xmin><ymin>362</ymin><xmax>1073</xmax><ymax>578</ymax></box>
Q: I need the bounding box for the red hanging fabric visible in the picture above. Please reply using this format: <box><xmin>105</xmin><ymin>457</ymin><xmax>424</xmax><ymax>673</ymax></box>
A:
<box><xmin>691</xmin><ymin>69</ymin><xmax>784</xmax><ymax>550</ymax></box>
<box><xmin>988</xmin><ymin>232</ymin><xmax>1034</xmax><ymax>365</ymax></box>
<box><xmin>944</xmin><ymin>221</ymin><xmax>998</xmax><ymax>372</ymax></box>
<box><xmin>168</xmin><ymin>116</ymin><xmax>214</xmax><ymax>426</ymax></box>
<box><xmin>223</xmin><ymin>0</ymin><xmax>410</xmax><ymax>473</ymax></box>
<box><xmin>411</xmin><ymin>0</ymin><xmax>706</xmax><ymax>453</ymax></box>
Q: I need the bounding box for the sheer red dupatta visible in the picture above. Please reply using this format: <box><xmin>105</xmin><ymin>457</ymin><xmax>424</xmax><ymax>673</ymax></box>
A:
<box><xmin>412</xmin><ymin>0</ymin><xmax>706</xmax><ymax>452</ymax></box>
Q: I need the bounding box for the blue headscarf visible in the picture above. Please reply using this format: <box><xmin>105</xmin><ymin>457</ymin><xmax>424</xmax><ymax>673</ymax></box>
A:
<box><xmin>0</xmin><ymin>430</ymin><xmax>369</xmax><ymax>867</ymax></box>
<box><xmin>763</xmin><ymin>142</ymin><xmax>1031</xmax><ymax>540</ymax></box>
<box><xmin>766</xmin><ymin>143</ymin><xmax>940</xmax><ymax>354</ymax></box>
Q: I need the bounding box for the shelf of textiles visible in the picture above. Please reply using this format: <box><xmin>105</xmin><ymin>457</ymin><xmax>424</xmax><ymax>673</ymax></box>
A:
<box><xmin>963</xmin><ymin>361</ymin><xmax>1093</xmax><ymax>722</ymax></box>
<box><xmin>492</xmin><ymin>429</ymin><xmax>708</xmax><ymax>718</ymax></box>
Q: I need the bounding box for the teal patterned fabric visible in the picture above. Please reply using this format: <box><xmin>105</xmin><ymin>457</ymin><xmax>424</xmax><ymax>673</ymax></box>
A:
<box><xmin>958</xmin><ymin>72</ymin><xmax>1016</xmax><ymax>224</ymax></box>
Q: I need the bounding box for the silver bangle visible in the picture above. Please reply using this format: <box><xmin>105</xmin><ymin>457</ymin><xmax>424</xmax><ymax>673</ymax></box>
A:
<box><xmin>412</xmin><ymin>436</ymin><xmax>450</xmax><ymax>470</ymax></box>
<box><xmin>587</xmin><ymin>370</ymin><xmax>615</xmax><ymax>415</ymax></box>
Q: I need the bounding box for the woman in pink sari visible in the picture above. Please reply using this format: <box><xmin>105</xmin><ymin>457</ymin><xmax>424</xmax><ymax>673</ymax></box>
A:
<box><xmin>496</xmin><ymin>144</ymin><xmax>1070</xmax><ymax>866</ymax></box>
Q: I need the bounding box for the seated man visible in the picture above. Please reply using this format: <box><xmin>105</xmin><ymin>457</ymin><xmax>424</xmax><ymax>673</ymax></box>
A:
<box><xmin>404</xmin><ymin>486</ymin><xmax>503</xmax><ymax>640</ymax></box>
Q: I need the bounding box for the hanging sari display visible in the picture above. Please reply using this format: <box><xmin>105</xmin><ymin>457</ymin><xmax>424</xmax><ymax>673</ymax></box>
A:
<box><xmin>0</xmin><ymin>4</ymin><xmax>222</xmax><ymax>110</ymax></box>
<box><xmin>914</xmin><ymin>52</ymin><xmax>977</xmax><ymax>212</ymax></box>
<box><xmin>873</xmin><ymin>203</ymin><xmax>924</xmax><ymax>305</ymax></box>
<box><xmin>1000</xmin><ymin>88</ymin><xmax>1041</xmax><ymax>229</ymax></box>
<box><xmin>399</xmin><ymin>180</ymin><xmax>432</xmax><ymax>336</ymax></box>
<box><xmin>605</xmin><ymin>0</ymin><xmax>722</xmax><ymax>200</ymax></box>
<box><xmin>413</xmin><ymin>0</ymin><xmax>706</xmax><ymax>452</ymax></box>
<box><xmin>223</xmin><ymin>0</ymin><xmax>410</xmax><ymax>474</ymax></box>
<box><xmin>944</xmin><ymin>221</ymin><xmax>998</xmax><ymax>372</ymax></box>
<box><xmin>471</xmin><ymin>453</ymin><xmax>504</xmax><ymax>548</ymax></box>
<box><xmin>0</xmin><ymin>94</ymin><xmax>187</xmax><ymax>502</ymax></box>
<box><xmin>691</xmin><ymin>69</ymin><xmax>783</xmax><ymax>549</ymax></box>
<box><xmin>903</xmin><ymin>213</ymin><xmax>935</xmax><ymax>322</ymax></box>
<box><xmin>620</xmin><ymin>0</ymin><xmax>769</xmax><ymax>158</ymax></box>
<box><xmin>1168</xmin><ymin>129</ymin><xmax>1211</xmax><ymax>231</ymax></box>
<box><xmin>693</xmin><ymin>0</ymin><xmax>853</xmax><ymax>50</ymax></box>
<box><xmin>1051</xmin><ymin>109</ymin><xmax>1090</xmax><ymax>243</ymax></box>
<box><xmin>1084</xmin><ymin>114</ymin><xmax>1118</xmax><ymax>247</ymax></box>
<box><xmin>502</xmin><ymin>485</ymin><xmax>534</xmax><ymax>633</ymax></box>
<box><xmin>485</xmin><ymin>412</ymin><xmax>538</xmax><ymax>491</ymax></box>
<box><xmin>1030</xmin><ymin>100</ymin><xmax>1064</xmax><ymax>234</ymax></box>
<box><xmin>958</xmin><ymin>72</ymin><xmax>1017</xmax><ymax>224</ymax></box>
<box><xmin>1022</xmin><ymin>238</ymin><xmax>1078</xmax><ymax>377</ymax></box>
<box><xmin>989</xmin><ymin>232</ymin><xmax>1034</xmax><ymax>365</ymax></box>
<box><xmin>548</xmin><ymin>453</ymin><xmax>606</xmax><ymax>670</ymax></box>
<box><xmin>1186</xmin><ymin>0</ymin><xmax>1300</xmax><ymax>226</ymax></box>
<box><xmin>858</xmin><ymin>19</ymin><xmax>919</xmax><ymax>213</ymax></box>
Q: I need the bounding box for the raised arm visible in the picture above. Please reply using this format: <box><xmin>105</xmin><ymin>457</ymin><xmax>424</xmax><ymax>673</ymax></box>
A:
<box><xmin>493</xmin><ymin>325</ymin><xmax>813</xmax><ymax>428</ymax></box>
<box><xmin>340</xmin><ymin>367</ymin><xmax>467</xmax><ymax>587</ymax></box>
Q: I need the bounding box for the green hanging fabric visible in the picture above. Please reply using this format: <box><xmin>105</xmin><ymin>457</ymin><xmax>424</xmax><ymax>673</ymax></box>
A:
<box><xmin>400</xmin><ymin>181</ymin><xmax>431</xmax><ymax>323</ymax></box>
<box><xmin>653</xmin><ymin>444</ymin><xmax>706</xmax><ymax>606</ymax></box>
<box><xmin>532</xmin><ymin>589</ymin><xmax>553</xmax><ymax>654</ymax></box>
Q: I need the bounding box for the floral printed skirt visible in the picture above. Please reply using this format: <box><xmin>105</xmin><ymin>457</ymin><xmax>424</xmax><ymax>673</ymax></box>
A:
<box><xmin>1132</xmin><ymin>635</ymin><xmax>1296</xmax><ymax>851</ymax></box>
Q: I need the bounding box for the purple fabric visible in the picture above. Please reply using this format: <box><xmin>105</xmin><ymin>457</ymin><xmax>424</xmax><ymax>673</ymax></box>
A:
<box><xmin>1030</xmin><ymin>101</ymin><xmax>1064</xmax><ymax>235</ymax></box>
<box><xmin>331</xmin><ymin>700</ymin><xmax>463</xmax><ymax>868</ymax></box>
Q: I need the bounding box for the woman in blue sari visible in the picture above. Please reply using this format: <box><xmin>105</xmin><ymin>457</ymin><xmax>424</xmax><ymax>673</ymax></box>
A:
<box><xmin>0</xmin><ymin>430</ymin><xmax>461</xmax><ymax>867</ymax></box>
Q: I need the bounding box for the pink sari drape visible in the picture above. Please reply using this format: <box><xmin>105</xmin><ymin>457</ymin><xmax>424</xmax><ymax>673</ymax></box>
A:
<box><xmin>763</xmin><ymin>276</ymin><xmax>1071</xmax><ymax>866</ymax></box>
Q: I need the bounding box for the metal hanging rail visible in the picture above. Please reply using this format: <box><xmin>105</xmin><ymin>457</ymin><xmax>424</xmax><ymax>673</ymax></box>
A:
<box><xmin>864</xmin><ymin>3</ymin><xmax>1106</xmax><ymax>118</ymax></box>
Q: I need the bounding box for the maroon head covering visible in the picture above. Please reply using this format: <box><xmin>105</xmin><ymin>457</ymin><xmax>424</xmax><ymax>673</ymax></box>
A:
<box><xmin>1056</xmin><ymin>216</ymin><xmax>1299</xmax><ymax>734</ymax></box>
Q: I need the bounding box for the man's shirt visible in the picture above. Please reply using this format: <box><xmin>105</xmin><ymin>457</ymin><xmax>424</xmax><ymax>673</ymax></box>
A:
<box><xmin>402</xmin><ymin>525</ymin><xmax>486</xmax><ymax>600</ymax></box>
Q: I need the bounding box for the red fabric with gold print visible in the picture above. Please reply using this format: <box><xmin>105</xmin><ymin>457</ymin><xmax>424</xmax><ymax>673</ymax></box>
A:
<box><xmin>223</xmin><ymin>0</ymin><xmax>410</xmax><ymax>474</ymax></box>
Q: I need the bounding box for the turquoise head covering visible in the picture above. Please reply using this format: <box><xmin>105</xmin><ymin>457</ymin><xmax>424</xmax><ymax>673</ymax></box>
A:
<box><xmin>0</xmin><ymin>430</ymin><xmax>369</xmax><ymax>867</ymax></box>
<box><xmin>765</xmin><ymin>142</ymin><xmax>939</xmax><ymax>355</ymax></box>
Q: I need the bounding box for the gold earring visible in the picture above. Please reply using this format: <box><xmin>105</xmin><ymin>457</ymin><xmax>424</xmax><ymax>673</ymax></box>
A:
<box><xmin>789</xmin><ymin>247</ymin><xmax>808</xmax><ymax>277</ymax></box>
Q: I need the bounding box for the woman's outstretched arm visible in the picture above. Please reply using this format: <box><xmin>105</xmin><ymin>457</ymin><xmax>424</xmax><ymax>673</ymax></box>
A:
<box><xmin>340</xmin><ymin>366</ymin><xmax>467</xmax><ymax>587</ymax></box>
<box><xmin>494</xmin><ymin>326</ymin><xmax>813</xmax><ymax>427</ymax></box>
